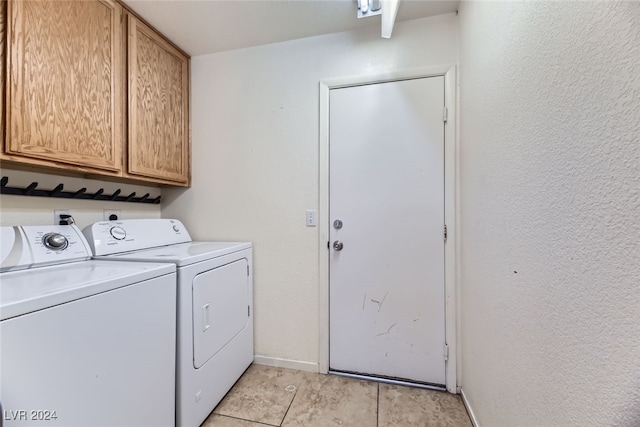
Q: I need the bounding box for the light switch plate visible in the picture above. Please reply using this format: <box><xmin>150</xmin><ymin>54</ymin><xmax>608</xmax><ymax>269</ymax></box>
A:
<box><xmin>306</xmin><ymin>210</ymin><xmax>317</xmax><ymax>227</ymax></box>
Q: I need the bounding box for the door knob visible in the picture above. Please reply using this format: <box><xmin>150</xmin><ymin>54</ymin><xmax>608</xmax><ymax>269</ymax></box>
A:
<box><xmin>333</xmin><ymin>240</ymin><xmax>344</xmax><ymax>251</ymax></box>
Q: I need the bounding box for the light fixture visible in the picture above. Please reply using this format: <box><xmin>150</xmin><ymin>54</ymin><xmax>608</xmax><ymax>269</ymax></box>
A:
<box><xmin>356</xmin><ymin>0</ymin><xmax>401</xmax><ymax>39</ymax></box>
<box><xmin>357</xmin><ymin>0</ymin><xmax>381</xmax><ymax>18</ymax></box>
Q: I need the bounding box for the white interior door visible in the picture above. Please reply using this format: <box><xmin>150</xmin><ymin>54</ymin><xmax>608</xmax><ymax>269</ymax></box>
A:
<box><xmin>329</xmin><ymin>76</ymin><xmax>446</xmax><ymax>385</ymax></box>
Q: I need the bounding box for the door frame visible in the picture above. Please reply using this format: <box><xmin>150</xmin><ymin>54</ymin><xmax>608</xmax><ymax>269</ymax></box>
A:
<box><xmin>318</xmin><ymin>65</ymin><xmax>459</xmax><ymax>393</ymax></box>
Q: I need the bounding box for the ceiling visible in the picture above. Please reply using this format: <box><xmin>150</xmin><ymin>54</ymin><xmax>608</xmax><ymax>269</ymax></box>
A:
<box><xmin>122</xmin><ymin>0</ymin><xmax>458</xmax><ymax>56</ymax></box>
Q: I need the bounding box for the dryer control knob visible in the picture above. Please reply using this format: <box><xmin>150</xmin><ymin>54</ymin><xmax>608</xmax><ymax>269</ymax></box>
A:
<box><xmin>43</xmin><ymin>233</ymin><xmax>69</xmax><ymax>250</ymax></box>
<box><xmin>110</xmin><ymin>226</ymin><xmax>127</xmax><ymax>240</ymax></box>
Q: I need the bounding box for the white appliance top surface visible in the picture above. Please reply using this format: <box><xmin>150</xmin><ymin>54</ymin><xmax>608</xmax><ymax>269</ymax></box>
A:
<box><xmin>100</xmin><ymin>241</ymin><xmax>252</xmax><ymax>267</ymax></box>
<box><xmin>0</xmin><ymin>260</ymin><xmax>175</xmax><ymax>321</ymax></box>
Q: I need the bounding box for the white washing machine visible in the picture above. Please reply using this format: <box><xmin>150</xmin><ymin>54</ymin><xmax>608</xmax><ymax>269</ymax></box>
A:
<box><xmin>83</xmin><ymin>219</ymin><xmax>253</xmax><ymax>427</ymax></box>
<box><xmin>0</xmin><ymin>224</ymin><xmax>177</xmax><ymax>427</ymax></box>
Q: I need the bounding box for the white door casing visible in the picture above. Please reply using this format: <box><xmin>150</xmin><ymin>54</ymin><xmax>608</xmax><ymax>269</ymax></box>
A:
<box><xmin>319</xmin><ymin>66</ymin><xmax>458</xmax><ymax>393</ymax></box>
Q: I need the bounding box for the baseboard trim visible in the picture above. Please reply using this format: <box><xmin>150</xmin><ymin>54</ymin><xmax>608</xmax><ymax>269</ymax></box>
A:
<box><xmin>460</xmin><ymin>389</ymin><xmax>480</xmax><ymax>427</ymax></box>
<box><xmin>253</xmin><ymin>355</ymin><xmax>319</xmax><ymax>373</ymax></box>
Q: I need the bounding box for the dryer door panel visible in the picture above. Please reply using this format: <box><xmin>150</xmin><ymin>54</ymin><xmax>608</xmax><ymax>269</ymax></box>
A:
<box><xmin>192</xmin><ymin>259</ymin><xmax>250</xmax><ymax>369</ymax></box>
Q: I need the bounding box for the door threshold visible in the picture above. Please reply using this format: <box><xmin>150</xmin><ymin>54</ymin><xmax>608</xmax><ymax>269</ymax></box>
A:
<box><xmin>329</xmin><ymin>370</ymin><xmax>446</xmax><ymax>392</ymax></box>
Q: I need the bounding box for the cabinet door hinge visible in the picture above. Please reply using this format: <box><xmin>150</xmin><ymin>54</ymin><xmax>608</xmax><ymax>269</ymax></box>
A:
<box><xmin>247</xmin><ymin>265</ymin><xmax>250</xmax><ymax>276</ymax></box>
<box><xmin>248</xmin><ymin>305</ymin><xmax>251</xmax><ymax>317</ymax></box>
<box><xmin>444</xmin><ymin>224</ymin><xmax>448</xmax><ymax>241</ymax></box>
<box><xmin>442</xmin><ymin>107</ymin><xmax>448</xmax><ymax>123</ymax></box>
<box><xmin>444</xmin><ymin>343</ymin><xmax>449</xmax><ymax>361</ymax></box>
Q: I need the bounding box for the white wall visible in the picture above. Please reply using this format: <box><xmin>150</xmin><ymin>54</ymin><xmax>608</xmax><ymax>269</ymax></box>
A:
<box><xmin>0</xmin><ymin>169</ymin><xmax>161</xmax><ymax>229</ymax></box>
<box><xmin>459</xmin><ymin>2</ymin><xmax>639</xmax><ymax>426</ymax></box>
<box><xmin>162</xmin><ymin>13</ymin><xmax>459</xmax><ymax>368</ymax></box>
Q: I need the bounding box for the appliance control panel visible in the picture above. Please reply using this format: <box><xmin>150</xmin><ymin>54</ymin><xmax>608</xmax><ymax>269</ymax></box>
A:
<box><xmin>1</xmin><ymin>225</ymin><xmax>92</xmax><ymax>272</ymax></box>
<box><xmin>1</xmin><ymin>226</ymin><xmax>31</xmax><ymax>270</ymax></box>
<box><xmin>83</xmin><ymin>219</ymin><xmax>192</xmax><ymax>256</ymax></box>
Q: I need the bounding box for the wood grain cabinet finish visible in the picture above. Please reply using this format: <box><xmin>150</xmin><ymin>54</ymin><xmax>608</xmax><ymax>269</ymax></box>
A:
<box><xmin>127</xmin><ymin>15</ymin><xmax>190</xmax><ymax>185</ymax></box>
<box><xmin>1</xmin><ymin>1</ymin><xmax>191</xmax><ymax>186</ymax></box>
<box><xmin>4</xmin><ymin>0</ymin><xmax>124</xmax><ymax>173</ymax></box>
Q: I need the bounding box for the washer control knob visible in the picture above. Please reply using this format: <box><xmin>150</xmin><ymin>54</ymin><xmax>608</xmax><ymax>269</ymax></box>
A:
<box><xmin>43</xmin><ymin>233</ymin><xmax>68</xmax><ymax>250</ymax></box>
<box><xmin>110</xmin><ymin>226</ymin><xmax>127</xmax><ymax>240</ymax></box>
<box><xmin>173</xmin><ymin>225</ymin><xmax>180</xmax><ymax>232</ymax></box>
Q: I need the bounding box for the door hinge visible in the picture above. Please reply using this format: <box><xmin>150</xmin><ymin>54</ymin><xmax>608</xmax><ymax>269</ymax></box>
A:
<box><xmin>247</xmin><ymin>265</ymin><xmax>250</xmax><ymax>276</ymax></box>
<box><xmin>444</xmin><ymin>224</ymin><xmax>448</xmax><ymax>241</ymax></box>
<box><xmin>442</xmin><ymin>107</ymin><xmax>448</xmax><ymax>123</ymax></box>
<box><xmin>444</xmin><ymin>343</ymin><xmax>449</xmax><ymax>361</ymax></box>
<box><xmin>248</xmin><ymin>305</ymin><xmax>251</xmax><ymax>317</ymax></box>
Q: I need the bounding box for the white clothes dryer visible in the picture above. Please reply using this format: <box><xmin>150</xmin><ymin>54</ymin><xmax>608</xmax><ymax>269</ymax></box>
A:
<box><xmin>0</xmin><ymin>225</ymin><xmax>176</xmax><ymax>427</ymax></box>
<box><xmin>83</xmin><ymin>219</ymin><xmax>253</xmax><ymax>427</ymax></box>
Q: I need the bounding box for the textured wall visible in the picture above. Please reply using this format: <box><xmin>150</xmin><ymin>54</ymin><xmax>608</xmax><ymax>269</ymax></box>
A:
<box><xmin>459</xmin><ymin>2</ymin><xmax>640</xmax><ymax>426</ymax></box>
<box><xmin>162</xmin><ymin>14</ymin><xmax>459</xmax><ymax>367</ymax></box>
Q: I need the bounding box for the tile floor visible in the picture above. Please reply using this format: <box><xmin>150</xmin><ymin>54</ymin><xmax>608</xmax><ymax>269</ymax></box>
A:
<box><xmin>201</xmin><ymin>364</ymin><xmax>472</xmax><ymax>427</ymax></box>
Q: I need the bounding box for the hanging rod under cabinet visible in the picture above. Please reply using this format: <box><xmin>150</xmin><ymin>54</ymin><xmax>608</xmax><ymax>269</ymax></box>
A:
<box><xmin>0</xmin><ymin>176</ymin><xmax>161</xmax><ymax>204</ymax></box>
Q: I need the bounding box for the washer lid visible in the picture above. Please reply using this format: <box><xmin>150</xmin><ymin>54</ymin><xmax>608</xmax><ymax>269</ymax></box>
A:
<box><xmin>0</xmin><ymin>260</ymin><xmax>175</xmax><ymax>320</ymax></box>
<box><xmin>101</xmin><ymin>241</ymin><xmax>252</xmax><ymax>267</ymax></box>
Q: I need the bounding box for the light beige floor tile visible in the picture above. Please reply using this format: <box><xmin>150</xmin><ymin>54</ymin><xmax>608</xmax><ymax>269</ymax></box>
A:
<box><xmin>213</xmin><ymin>364</ymin><xmax>305</xmax><ymax>426</ymax></box>
<box><xmin>378</xmin><ymin>383</ymin><xmax>472</xmax><ymax>427</ymax></box>
<box><xmin>201</xmin><ymin>414</ymin><xmax>275</xmax><ymax>427</ymax></box>
<box><xmin>282</xmin><ymin>374</ymin><xmax>377</xmax><ymax>427</ymax></box>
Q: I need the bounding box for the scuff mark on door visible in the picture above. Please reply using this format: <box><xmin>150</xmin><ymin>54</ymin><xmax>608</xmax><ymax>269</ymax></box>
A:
<box><xmin>370</xmin><ymin>291</ymin><xmax>390</xmax><ymax>312</ymax></box>
<box><xmin>377</xmin><ymin>291</ymin><xmax>389</xmax><ymax>312</ymax></box>
<box><xmin>376</xmin><ymin>322</ymin><xmax>397</xmax><ymax>337</ymax></box>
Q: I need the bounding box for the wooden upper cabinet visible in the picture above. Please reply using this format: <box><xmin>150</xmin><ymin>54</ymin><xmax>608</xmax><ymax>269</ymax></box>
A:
<box><xmin>5</xmin><ymin>0</ymin><xmax>124</xmax><ymax>173</ymax></box>
<box><xmin>127</xmin><ymin>15</ymin><xmax>190</xmax><ymax>185</ymax></box>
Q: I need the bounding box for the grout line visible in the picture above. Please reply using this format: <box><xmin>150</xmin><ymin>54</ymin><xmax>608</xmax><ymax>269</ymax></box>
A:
<box><xmin>376</xmin><ymin>382</ymin><xmax>380</xmax><ymax>427</ymax></box>
<box><xmin>279</xmin><ymin>380</ymin><xmax>301</xmax><ymax>426</ymax></box>
<box><xmin>213</xmin><ymin>413</ymin><xmax>278</xmax><ymax>427</ymax></box>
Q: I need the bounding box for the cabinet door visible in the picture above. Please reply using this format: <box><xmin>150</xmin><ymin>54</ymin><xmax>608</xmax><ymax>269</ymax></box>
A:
<box><xmin>128</xmin><ymin>16</ymin><xmax>190</xmax><ymax>185</ymax></box>
<box><xmin>5</xmin><ymin>0</ymin><xmax>124</xmax><ymax>173</ymax></box>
